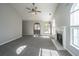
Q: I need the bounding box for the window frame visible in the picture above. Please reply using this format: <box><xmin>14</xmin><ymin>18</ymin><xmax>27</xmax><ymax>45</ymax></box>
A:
<box><xmin>70</xmin><ymin>3</ymin><xmax>79</xmax><ymax>50</ymax></box>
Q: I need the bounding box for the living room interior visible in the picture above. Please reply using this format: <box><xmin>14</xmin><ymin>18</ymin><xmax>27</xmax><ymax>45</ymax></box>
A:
<box><xmin>0</xmin><ymin>3</ymin><xmax>79</xmax><ymax>56</ymax></box>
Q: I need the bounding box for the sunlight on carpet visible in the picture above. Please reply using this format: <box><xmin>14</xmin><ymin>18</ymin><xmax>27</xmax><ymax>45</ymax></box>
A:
<box><xmin>16</xmin><ymin>45</ymin><xmax>27</xmax><ymax>55</ymax></box>
<box><xmin>40</xmin><ymin>36</ymin><xmax>50</xmax><ymax>38</ymax></box>
<box><xmin>39</xmin><ymin>48</ymin><xmax>59</xmax><ymax>56</ymax></box>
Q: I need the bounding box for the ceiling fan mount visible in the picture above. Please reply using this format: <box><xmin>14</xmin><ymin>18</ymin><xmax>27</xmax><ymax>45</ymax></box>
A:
<box><xmin>26</xmin><ymin>3</ymin><xmax>41</xmax><ymax>15</ymax></box>
<box><xmin>32</xmin><ymin>3</ymin><xmax>35</xmax><ymax>6</ymax></box>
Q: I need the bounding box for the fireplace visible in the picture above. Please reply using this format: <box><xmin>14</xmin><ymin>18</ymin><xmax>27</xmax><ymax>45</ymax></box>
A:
<box><xmin>57</xmin><ymin>33</ymin><xmax>63</xmax><ymax>45</ymax></box>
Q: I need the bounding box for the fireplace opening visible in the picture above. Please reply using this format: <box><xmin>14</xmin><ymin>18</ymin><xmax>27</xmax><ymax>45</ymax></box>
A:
<box><xmin>57</xmin><ymin>33</ymin><xmax>63</xmax><ymax>45</ymax></box>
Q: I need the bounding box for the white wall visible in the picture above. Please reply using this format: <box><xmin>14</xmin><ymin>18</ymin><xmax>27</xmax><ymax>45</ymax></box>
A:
<box><xmin>23</xmin><ymin>20</ymin><xmax>34</xmax><ymax>35</ymax></box>
<box><xmin>0</xmin><ymin>4</ymin><xmax>22</xmax><ymax>45</ymax></box>
<box><xmin>22</xmin><ymin>20</ymin><xmax>50</xmax><ymax>35</ymax></box>
<box><xmin>54</xmin><ymin>3</ymin><xmax>79</xmax><ymax>56</ymax></box>
<box><xmin>54</xmin><ymin>3</ymin><xmax>72</xmax><ymax>27</ymax></box>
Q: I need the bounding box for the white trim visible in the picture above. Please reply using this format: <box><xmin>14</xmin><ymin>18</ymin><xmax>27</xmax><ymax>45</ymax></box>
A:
<box><xmin>0</xmin><ymin>34</ymin><xmax>22</xmax><ymax>46</ymax></box>
<box><xmin>51</xmin><ymin>39</ymin><xmax>65</xmax><ymax>50</ymax></box>
<box><xmin>71</xmin><ymin>44</ymin><xmax>79</xmax><ymax>50</ymax></box>
<box><xmin>65</xmin><ymin>47</ymin><xmax>75</xmax><ymax>56</ymax></box>
<box><xmin>62</xmin><ymin>26</ymin><xmax>67</xmax><ymax>49</ymax></box>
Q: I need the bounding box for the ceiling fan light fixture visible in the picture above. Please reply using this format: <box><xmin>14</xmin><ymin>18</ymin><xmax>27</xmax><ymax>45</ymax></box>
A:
<box><xmin>31</xmin><ymin>12</ymin><xmax>35</xmax><ymax>15</ymax></box>
<box><xmin>49</xmin><ymin>13</ymin><xmax>51</xmax><ymax>15</ymax></box>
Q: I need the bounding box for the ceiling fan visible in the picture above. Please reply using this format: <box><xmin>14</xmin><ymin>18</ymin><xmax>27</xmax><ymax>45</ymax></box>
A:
<box><xmin>26</xmin><ymin>3</ymin><xmax>41</xmax><ymax>15</ymax></box>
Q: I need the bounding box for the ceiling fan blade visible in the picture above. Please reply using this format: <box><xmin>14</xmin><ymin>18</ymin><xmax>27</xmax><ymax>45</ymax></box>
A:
<box><xmin>28</xmin><ymin>11</ymin><xmax>33</xmax><ymax>13</ymax></box>
<box><xmin>36</xmin><ymin>11</ymin><xmax>41</xmax><ymax>13</ymax></box>
<box><xmin>26</xmin><ymin>7</ymin><xmax>31</xmax><ymax>10</ymax></box>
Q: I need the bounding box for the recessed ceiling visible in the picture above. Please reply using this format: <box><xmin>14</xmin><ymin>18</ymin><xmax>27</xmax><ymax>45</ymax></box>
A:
<box><xmin>10</xmin><ymin>3</ymin><xmax>57</xmax><ymax>21</ymax></box>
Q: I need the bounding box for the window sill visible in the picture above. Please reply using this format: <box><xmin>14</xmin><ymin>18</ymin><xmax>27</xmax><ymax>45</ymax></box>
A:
<box><xmin>71</xmin><ymin>44</ymin><xmax>79</xmax><ymax>50</ymax></box>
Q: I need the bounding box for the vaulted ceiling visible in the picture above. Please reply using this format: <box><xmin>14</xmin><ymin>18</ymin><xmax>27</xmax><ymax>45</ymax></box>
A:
<box><xmin>11</xmin><ymin>3</ymin><xmax>57</xmax><ymax>21</ymax></box>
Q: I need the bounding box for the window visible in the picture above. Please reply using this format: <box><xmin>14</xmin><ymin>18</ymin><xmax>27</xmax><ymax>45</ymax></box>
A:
<box><xmin>34</xmin><ymin>23</ymin><xmax>40</xmax><ymax>30</ymax></box>
<box><xmin>70</xmin><ymin>4</ymin><xmax>79</xmax><ymax>26</ymax></box>
<box><xmin>70</xmin><ymin>3</ymin><xmax>79</xmax><ymax>49</ymax></box>
<box><xmin>43</xmin><ymin>22</ymin><xmax>50</xmax><ymax>35</ymax></box>
<box><xmin>70</xmin><ymin>27</ymin><xmax>79</xmax><ymax>49</ymax></box>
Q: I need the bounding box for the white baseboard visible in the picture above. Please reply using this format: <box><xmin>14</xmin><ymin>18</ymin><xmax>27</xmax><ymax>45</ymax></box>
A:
<box><xmin>51</xmin><ymin>39</ymin><xmax>65</xmax><ymax>50</ymax></box>
<box><xmin>65</xmin><ymin>47</ymin><xmax>75</xmax><ymax>56</ymax></box>
<box><xmin>0</xmin><ymin>34</ymin><xmax>22</xmax><ymax>46</ymax></box>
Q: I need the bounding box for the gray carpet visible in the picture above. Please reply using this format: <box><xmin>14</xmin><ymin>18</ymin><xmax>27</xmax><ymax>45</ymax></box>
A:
<box><xmin>0</xmin><ymin>35</ymin><xmax>71</xmax><ymax>56</ymax></box>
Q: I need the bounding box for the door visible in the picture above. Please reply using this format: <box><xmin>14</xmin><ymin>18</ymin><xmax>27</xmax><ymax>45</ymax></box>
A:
<box><xmin>34</xmin><ymin>23</ymin><xmax>40</xmax><ymax>35</ymax></box>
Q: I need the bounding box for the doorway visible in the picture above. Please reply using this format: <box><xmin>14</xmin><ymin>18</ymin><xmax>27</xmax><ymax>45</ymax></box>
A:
<box><xmin>33</xmin><ymin>23</ymin><xmax>41</xmax><ymax>36</ymax></box>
